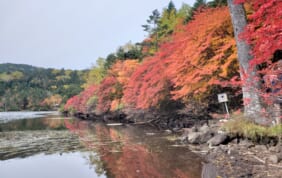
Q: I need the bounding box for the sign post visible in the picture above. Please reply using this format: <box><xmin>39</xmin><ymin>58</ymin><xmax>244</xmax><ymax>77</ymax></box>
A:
<box><xmin>217</xmin><ymin>93</ymin><xmax>230</xmax><ymax>118</ymax></box>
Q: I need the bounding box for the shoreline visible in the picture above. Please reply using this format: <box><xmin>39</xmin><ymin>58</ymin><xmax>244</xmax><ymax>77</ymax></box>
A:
<box><xmin>66</xmin><ymin>110</ymin><xmax>282</xmax><ymax>177</ymax></box>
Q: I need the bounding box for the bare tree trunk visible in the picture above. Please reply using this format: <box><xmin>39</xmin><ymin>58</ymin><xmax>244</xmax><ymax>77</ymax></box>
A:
<box><xmin>227</xmin><ymin>0</ymin><xmax>265</xmax><ymax>124</ymax></box>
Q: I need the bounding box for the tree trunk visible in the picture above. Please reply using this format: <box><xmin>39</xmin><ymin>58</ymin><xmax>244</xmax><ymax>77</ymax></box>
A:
<box><xmin>227</xmin><ymin>0</ymin><xmax>265</xmax><ymax>124</ymax></box>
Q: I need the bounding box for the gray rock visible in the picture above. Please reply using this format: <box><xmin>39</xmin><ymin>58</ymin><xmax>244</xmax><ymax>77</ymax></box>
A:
<box><xmin>199</xmin><ymin>124</ymin><xmax>210</xmax><ymax>133</ymax></box>
<box><xmin>208</xmin><ymin>134</ymin><xmax>228</xmax><ymax>146</ymax></box>
<box><xmin>191</xmin><ymin>126</ymin><xmax>198</xmax><ymax>132</ymax></box>
<box><xmin>201</xmin><ymin>163</ymin><xmax>218</xmax><ymax>178</ymax></box>
<box><xmin>188</xmin><ymin>130</ymin><xmax>213</xmax><ymax>144</ymax></box>
<box><xmin>227</xmin><ymin>148</ymin><xmax>238</xmax><ymax>155</ymax></box>
<box><xmin>255</xmin><ymin>145</ymin><xmax>268</xmax><ymax>152</ymax></box>
<box><xmin>269</xmin><ymin>155</ymin><xmax>279</xmax><ymax>164</ymax></box>
<box><xmin>239</xmin><ymin>140</ymin><xmax>255</xmax><ymax>148</ymax></box>
<box><xmin>269</xmin><ymin>146</ymin><xmax>282</xmax><ymax>153</ymax></box>
<box><xmin>199</xmin><ymin>130</ymin><xmax>214</xmax><ymax>143</ymax></box>
<box><xmin>188</xmin><ymin>132</ymin><xmax>202</xmax><ymax>144</ymax></box>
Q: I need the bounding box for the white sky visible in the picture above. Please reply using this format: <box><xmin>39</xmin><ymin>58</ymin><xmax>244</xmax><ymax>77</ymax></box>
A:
<box><xmin>0</xmin><ymin>0</ymin><xmax>196</xmax><ymax>69</ymax></box>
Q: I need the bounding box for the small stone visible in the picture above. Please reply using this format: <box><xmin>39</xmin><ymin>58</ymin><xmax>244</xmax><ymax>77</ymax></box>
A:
<box><xmin>164</xmin><ymin>129</ymin><xmax>172</xmax><ymax>134</ymax></box>
<box><xmin>269</xmin><ymin>155</ymin><xmax>279</xmax><ymax>164</ymax></box>
<box><xmin>227</xmin><ymin>148</ymin><xmax>236</xmax><ymax>155</ymax></box>
<box><xmin>255</xmin><ymin>145</ymin><xmax>268</xmax><ymax>152</ymax></box>
<box><xmin>191</xmin><ymin>126</ymin><xmax>198</xmax><ymax>132</ymax></box>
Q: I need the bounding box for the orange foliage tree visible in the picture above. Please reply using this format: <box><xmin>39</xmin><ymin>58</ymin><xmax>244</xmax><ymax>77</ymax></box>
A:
<box><xmin>123</xmin><ymin>7</ymin><xmax>239</xmax><ymax>109</ymax></box>
<box><xmin>96</xmin><ymin>60</ymin><xmax>139</xmax><ymax>112</ymax></box>
<box><xmin>41</xmin><ymin>94</ymin><xmax>62</xmax><ymax>109</ymax></box>
<box><xmin>164</xmin><ymin>7</ymin><xmax>238</xmax><ymax>102</ymax></box>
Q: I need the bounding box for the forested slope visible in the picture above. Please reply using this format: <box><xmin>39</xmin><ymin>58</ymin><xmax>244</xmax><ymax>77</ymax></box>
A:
<box><xmin>0</xmin><ymin>63</ymin><xmax>86</xmax><ymax>111</ymax></box>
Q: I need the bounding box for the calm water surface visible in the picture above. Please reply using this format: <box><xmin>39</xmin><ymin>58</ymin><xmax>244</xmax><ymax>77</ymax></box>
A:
<box><xmin>0</xmin><ymin>112</ymin><xmax>202</xmax><ymax>178</ymax></box>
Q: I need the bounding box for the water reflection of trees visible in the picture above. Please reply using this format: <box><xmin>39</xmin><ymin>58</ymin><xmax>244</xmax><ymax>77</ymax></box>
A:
<box><xmin>0</xmin><ymin>117</ymin><xmax>68</xmax><ymax>131</ymax></box>
<box><xmin>65</xmin><ymin>119</ymin><xmax>202</xmax><ymax>178</ymax></box>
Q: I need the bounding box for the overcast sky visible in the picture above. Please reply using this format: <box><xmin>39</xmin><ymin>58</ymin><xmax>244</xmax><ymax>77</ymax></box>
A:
<box><xmin>0</xmin><ymin>0</ymin><xmax>196</xmax><ymax>70</ymax></box>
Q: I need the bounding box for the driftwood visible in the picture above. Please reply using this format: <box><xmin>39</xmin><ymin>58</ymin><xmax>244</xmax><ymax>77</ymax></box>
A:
<box><xmin>243</xmin><ymin>153</ymin><xmax>282</xmax><ymax>168</ymax></box>
<box><xmin>106</xmin><ymin>123</ymin><xmax>123</xmax><ymax>126</ymax></box>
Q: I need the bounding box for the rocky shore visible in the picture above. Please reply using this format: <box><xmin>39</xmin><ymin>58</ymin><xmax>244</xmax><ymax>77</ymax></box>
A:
<box><xmin>179</xmin><ymin>122</ymin><xmax>282</xmax><ymax>178</ymax></box>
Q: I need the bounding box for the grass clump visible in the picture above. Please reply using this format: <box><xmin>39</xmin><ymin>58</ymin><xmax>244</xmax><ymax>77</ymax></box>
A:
<box><xmin>223</xmin><ymin>113</ymin><xmax>282</xmax><ymax>141</ymax></box>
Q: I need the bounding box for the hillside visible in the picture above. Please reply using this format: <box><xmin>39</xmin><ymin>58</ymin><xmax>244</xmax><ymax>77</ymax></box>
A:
<box><xmin>0</xmin><ymin>63</ymin><xmax>87</xmax><ymax>111</ymax></box>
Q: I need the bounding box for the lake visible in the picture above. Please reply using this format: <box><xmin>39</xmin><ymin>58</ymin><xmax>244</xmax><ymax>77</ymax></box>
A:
<box><xmin>0</xmin><ymin>111</ymin><xmax>203</xmax><ymax>178</ymax></box>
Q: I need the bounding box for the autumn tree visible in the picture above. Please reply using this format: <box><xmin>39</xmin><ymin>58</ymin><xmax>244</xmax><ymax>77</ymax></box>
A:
<box><xmin>41</xmin><ymin>94</ymin><xmax>62</xmax><ymax>109</ymax></box>
<box><xmin>164</xmin><ymin>7</ymin><xmax>238</xmax><ymax>104</ymax></box>
<box><xmin>227</xmin><ymin>0</ymin><xmax>281</xmax><ymax>124</ymax></box>
<box><xmin>96</xmin><ymin>60</ymin><xmax>139</xmax><ymax>112</ymax></box>
<box><xmin>123</xmin><ymin>57</ymin><xmax>172</xmax><ymax>109</ymax></box>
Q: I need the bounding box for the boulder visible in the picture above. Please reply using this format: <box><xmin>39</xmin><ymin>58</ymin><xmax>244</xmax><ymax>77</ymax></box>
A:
<box><xmin>208</xmin><ymin>134</ymin><xmax>228</xmax><ymax>146</ymax></box>
<box><xmin>187</xmin><ymin>130</ymin><xmax>213</xmax><ymax>144</ymax></box>
<box><xmin>188</xmin><ymin>132</ymin><xmax>202</xmax><ymax>144</ymax></box>
<box><xmin>199</xmin><ymin>130</ymin><xmax>214</xmax><ymax>143</ymax></box>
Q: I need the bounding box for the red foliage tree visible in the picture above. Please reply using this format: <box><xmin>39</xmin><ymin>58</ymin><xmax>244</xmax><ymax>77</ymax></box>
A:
<box><xmin>123</xmin><ymin>56</ymin><xmax>171</xmax><ymax>109</ymax></box>
<box><xmin>96</xmin><ymin>76</ymin><xmax>120</xmax><ymax>113</ymax></box>
<box><xmin>64</xmin><ymin>85</ymin><xmax>97</xmax><ymax>113</ymax></box>
<box><xmin>241</xmin><ymin>0</ymin><xmax>281</xmax><ymax>67</ymax></box>
<box><xmin>231</xmin><ymin>0</ymin><xmax>282</xmax><ymax>122</ymax></box>
<box><xmin>124</xmin><ymin>7</ymin><xmax>239</xmax><ymax>109</ymax></box>
<box><xmin>164</xmin><ymin>7</ymin><xmax>238</xmax><ymax>101</ymax></box>
<box><xmin>64</xmin><ymin>95</ymin><xmax>81</xmax><ymax>112</ymax></box>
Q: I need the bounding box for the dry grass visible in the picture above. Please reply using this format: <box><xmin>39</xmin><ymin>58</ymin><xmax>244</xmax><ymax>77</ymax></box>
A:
<box><xmin>223</xmin><ymin>113</ymin><xmax>282</xmax><ymax>140</ymax></box>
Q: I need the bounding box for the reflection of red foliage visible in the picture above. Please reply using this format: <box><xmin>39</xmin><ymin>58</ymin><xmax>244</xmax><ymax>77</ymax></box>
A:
<box><xmin>65</xmin><ymin>121</ymin><xmax>199</xmax><ymax>178</ymax></box>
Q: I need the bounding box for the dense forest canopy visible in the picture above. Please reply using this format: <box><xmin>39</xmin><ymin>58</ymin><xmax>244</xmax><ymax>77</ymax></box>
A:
<box><xmin>0</xmin><ymin>63</ymin><xmax>87</xmax><ymax>111</ymax></box>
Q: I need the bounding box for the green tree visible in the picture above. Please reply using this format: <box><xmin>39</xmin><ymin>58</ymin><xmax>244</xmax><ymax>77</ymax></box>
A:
<box><xmin>177</xmin><ymin>3</ymin><xmax>193</xmax><ymax>24</ymax></box>
<box><xmin>105</xmin><ymin>53</ymin><xmax>117</xmax><ymax>70</ymax></box>
<box><xmin>85</xmin><ymin>58</ymin><xmax>106</xmax><ymax>86</ymax></box>
<box><xmin>142</xmin><ymin>9</ymin><xmax>161</xmax><ymax>50</ymax></box>
<box><xmin>193</xmin><ymin>0</ymin><xmax>207</xmax><ymax>10</ymax></box>
<box><xmin>208</xmin><ymin>0</ymin><xmax>227</xmax><ymax>7</ymax></box>
<box><xmin>158</xmin><ymin>1</ymin><xmax>178</xmax><ymax>38</ymax></box>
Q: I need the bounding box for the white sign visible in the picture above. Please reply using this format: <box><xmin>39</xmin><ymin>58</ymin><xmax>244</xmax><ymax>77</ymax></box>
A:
<box><xmin>217</xmin><ymin>93</ymin><xmax>228</xmax><ymax>103</ymax></box>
